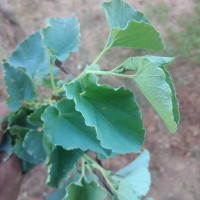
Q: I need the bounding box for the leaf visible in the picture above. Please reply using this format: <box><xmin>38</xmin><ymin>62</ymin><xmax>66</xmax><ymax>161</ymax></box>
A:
<box><xmin>114</xmin><ymin>150</ymin><xmax>151</xmax><ymax>198</ymax></box>
<box><xmin>3</xmin><ymin>63</ymin><xmax>36</xmax><ymax>111</ymax></box>
<box><xmin>46</xmin><ymin>146</ymin><xmax>82</xmax><ymax>188</ymax></box>
<box><xmin>118</xmin><ymin>170</ymin><xmax>150</xmax><ymax>198</ymax></box>
<box><xmin>23</xmin><ymin>130</ymin><xmax>46</xmax><ymax>164</ymax></box>
<box><xmin>144</xmin><ymin>56</ymin><xmax>179</xmax><ymax>124</ymax></box>
<box><xmin>62</xmin><ymin>178</ymin><xmax>107</xmax><ymax>200</ymax></box>
<box><xmin>9</xmin><ymin>125</ymin><xmax>29</xmax><ymax>137</ymax></box>
<box><xmin>102</xmin><ymin>0</ymin><xmax>150</xmax><ymax>29</ymax></box>
<box><xmin>46</xmin><ymin>174</ymin><xmax>80</xmax><ymax>200</ymax></box>
<box><xmin>115</xmin><ymin>183</ymin><xmax>140</xmax><ymax>200</ymax></box>
<box><xmin>120</xmin><ymin>56</ymin><xmax>178</xmax><ymax>133</ymax></box>
<box><xmin>43</xmin><ymin>134</ymin><xmax>54</xmax><ymax>165</ymax></box>
<box><xmin>116</xmin><ymin>150</ymin><xmax>150</xmax><ymax>177</ymax></box>
<box><xmin>27</xmin><ymin>105</ymin><xmax>48</xmax><ymax>126</ymax></box>
<box><xmin>161</xmin><ymin>66</ymin><xmax>180</xmax><ymax>124</ymax></box>
<box><xmin>64</xmin><ymin>74</ymin><xmax>145</xmax><ymax>154</ymax></box>
<box><xmin>145</xmin><ymin>56</ymin><xmax>174</xmax><ymax>66</ymax></box>
<box><xmin>47</xmin><ymin>187</ymin><xmax>67</xmax><ymax>200</ymax></box>
<box><xmin>13</xmin><ymin>139</ymin><xmax>41</xmax><ymax>164</ymax></box>
<box><xmin>2</xmin><ymin>107</ymin><xmax>32</xmax><ymax>128</ymax></box>
<box><xmin>102</xmin><ymin>0</ymin><xmax>164</xmax><ymax>51</ymax></box>
<box><xmin>109</xmin><ymin>21</ymin><xmax>164</xmax><ymax>51</ymax></box>
<box><xmin>0</xmin><ymin>135</ymin><xmax>12</xmax><ymax>161</ymax></box>
<box><xmin>8</xmin><ymin>32</ymin><xmax>50</xmax><ymax>76</ymax></box>
<box><xmin>41</xmin><ymin>15</ymin><xmax>80</xmax><ymax>61</ymax></box>
<box><xmin>22</xmin><ymin>161</ymin><xmax>35</xmax><ymax>172</ymax></box>
<box><xmin>42</xmin><ymin>98</ymin><xmax>107</xmax><ymax>155</ymax></box>
<box><xmin>12</xmin><ymin>127</ymin><xmax>45</xmax><ymax>165</ymax></box>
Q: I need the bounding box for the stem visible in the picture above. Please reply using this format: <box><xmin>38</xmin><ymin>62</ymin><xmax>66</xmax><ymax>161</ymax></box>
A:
<box><xmin>111</xmin><ymin>63</ymin><xmax>124</xmax><ymax>72</ymax></box>
<box><xmin>86</xmin><ymin>70</ymin><xmax>133</xmax><ymax>79</ymax></box>
<box><xmin>90</xmin><ymin>46</ymin><xmax>110</xmax><ymax>66</ymax></box>
<box><xmin>80</xmin><ymin>158</ymin><xmax>86</xmax><ymax>180</ymax></box>
<box><xmin>55</xmin><ymin>59</ymin><xmax>69</xmax><ymax>75</ymax></box>
<box><xmin>54</xmin><ymin>44</ymin><xmax>111</xmax><ymax>95</ymax></box>
<box><xmin>84</xmin><ymin>154</ymin><xmax>117</xmax><ymax>194</ymax></box>
<box><xmin>55</xmin><ymin>70</ymin><xmax>86</xmax><ymax>94</ymax></box>
<box><xmin>54</xmin><ymin>69</ymin><xmax>132</xmax><ymax>94</ymax></box>
<box><xmin>20</xmin><ymin>100</ymin><xmax>37</xmax><ymax>107</ymax></box>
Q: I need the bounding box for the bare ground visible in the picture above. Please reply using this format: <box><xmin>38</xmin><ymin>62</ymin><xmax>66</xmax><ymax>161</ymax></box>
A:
<box><xmin>0</xmin><ymin>0</ymin><xmax>199</xmax><ymax>200</ymax></box>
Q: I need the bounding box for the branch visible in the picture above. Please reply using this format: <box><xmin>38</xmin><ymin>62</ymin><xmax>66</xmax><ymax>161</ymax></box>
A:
<box><xmin>93</xmin><ymin>170</ymin><xmax>114</xmax><ymax>196</ymax></box>
<box><xmin>55</xmin><ymin>59</ymin><xmax>69</xmax><ymax>75</ymax></box>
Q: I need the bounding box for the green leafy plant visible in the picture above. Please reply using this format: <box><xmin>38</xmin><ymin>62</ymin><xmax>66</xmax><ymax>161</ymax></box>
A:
<box><xmin>0</xmin><ymin>0</ymin><xmax>179</xmax><ymax>199</ymax></box>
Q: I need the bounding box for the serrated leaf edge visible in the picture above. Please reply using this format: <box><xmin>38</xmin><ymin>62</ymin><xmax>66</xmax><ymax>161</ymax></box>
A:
<box><xmin>64</xmin><ymin>74</ymin><xmax>146</xmax><ymax>153</ymax></box>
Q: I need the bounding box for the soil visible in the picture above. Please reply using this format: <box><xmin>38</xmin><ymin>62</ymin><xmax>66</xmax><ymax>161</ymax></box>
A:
<box><xmin>0</xmin><ymin>0</ymin><xmax>199</xmax><ymax>200</ymax></box>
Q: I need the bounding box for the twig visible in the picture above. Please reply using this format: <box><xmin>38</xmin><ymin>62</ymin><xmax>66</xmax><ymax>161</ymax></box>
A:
<box><xmin>93</xmin><ymin>170</ymin><xmax>114</xmax><ymax>195</ymax></box>
<box><xmin>55</xmin><ymin>59</ymin><xmax>69</xmax><ymax>75</ymax></box>
<box><xmin>95</xmin><ymin>153</ymin><xmax>103</xmax><ymax>167</ymax></box>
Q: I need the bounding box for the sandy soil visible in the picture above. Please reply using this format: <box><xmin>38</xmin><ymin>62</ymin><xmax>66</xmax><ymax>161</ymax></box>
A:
<box><xmin>0</xmin><ymin>0</ymin><xmax>199</xmax><ymax>200</ymax></box>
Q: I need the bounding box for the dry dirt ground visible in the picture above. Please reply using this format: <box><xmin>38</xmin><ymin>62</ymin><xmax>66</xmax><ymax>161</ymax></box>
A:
<box><xmin>0</xmin><ymin>0</ymin><xmax>200</xmax><ymax>200</ymax></box>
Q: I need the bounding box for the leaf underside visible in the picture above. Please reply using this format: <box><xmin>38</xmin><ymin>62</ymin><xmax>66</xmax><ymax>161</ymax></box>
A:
<box><xmin>120</xmin><ymin>56</ymin><xmax>179</xmax><ymax>132</ymax></box>
<box><xmin>115</xmin><ymin>150</ymin><xmax>151</xmax><ymax>199</ymax></box>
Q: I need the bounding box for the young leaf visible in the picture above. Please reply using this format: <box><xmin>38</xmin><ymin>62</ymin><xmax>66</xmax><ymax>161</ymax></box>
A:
<box><xmin>64</xmin><ymin>74</ymin><xmax>145</xmax><ymax>154</ymax></box>
<box><xmin>8</xmin><ymin>32</ymin><xmax>49</xmax><ymax>76</ymax></box>
<box><xmin>11</xmin><ymin>121</ymin><xmax>46</xmax><ymax>164</ymax></box>
<box><xmin>3</xmin><ymin>63</ymin><xmax>36</xmax><ymax>111</ymax></box>
<box><xmin>114</xmin><ymin>150</ymin><xmax>151</xmax><ymax>199</ymax></box>
<box><xmin>27</xmin><ymin>105</ymin><xmax>48</xmax><ymax>126</ymax></box>
<box><xmin>23</xmin><ymin>130</ymin><xmax>46</xmax><ymax>164</ymax></box>
<box><xmin>9</xmin><ymin>125</ymin><xmax>29</xmax><ymax>138</ymax></box>
<box><xmin>42</xmin><ymin>98</ymin><xmax>108</xmax><ymax>155</ymax></box>
<box><xmin>0</xmin><ymin>135</ymin><xmax>12</xmax><ymax>161</ymax></box>
<box><xmin>119</xmin><ymin>56</ymin><xmax>178</xmax><ymax>133</ymax></box>
<box><xmin>102</xmin><ymin>0</ymin><xmax>164</xmax><ymax>51</ymax></box>
<box><xmin>46</xmin><ymin>174</ymin><xmax>80</xmax><ymax>200</ymax></box>
<box><xmin>41</xmin><ymin>15</ymin><xmax>80</xmax><ymax>61</ymax></box>
<box><xmin>62</xmin><ymin>178</ymin><xmax>107</xmax><ymax>200</ymax></box>
<box><xmin>13</xmin><ymin>139</ymin><xmax>42</xmax><ymax>165</ymax></box>
<box><xmin>3</xmin><ymin>107</ymin><xmax>33</xmax><ymax>129</ymax></box>
<box><xmin>47</xmin><ymin>146</ymin><xmax>82</xmax><ymax>188</ymax></box>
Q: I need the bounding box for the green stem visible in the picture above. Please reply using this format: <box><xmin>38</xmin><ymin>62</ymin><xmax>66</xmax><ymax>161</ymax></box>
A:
<box><xmin>90</xmin><ymin>46</ymin><xmax>110</xmax><ymax>66</ymax></box>
<box><xmin>84</xmin><ymin>154</ymin><xmax>117</xmax><ymax>194</ymax></box>
<box><xmin>111</xmin><ymin>63</ymin><xmax>124</xmax><ymax>72</ymax></box>
<box><xmin>54</xmin><ymin>45</ymin><xmax>111</xmax><ymax>94</ymax></box>
<box><xmin>86</xmin><ymin>69</ymin><xmax>133</xmax><ymax>78</ymax></box>
<box><xmin>85</xmin><ymin>163</ymin><xmax>98</xmax><ymax>181</ymax></box>
<box><xmin>80</xmin><ymin>158</ymin><xmax>86</xmax><ymax>180</ymax></box>
<box><xmin>20</xmin><ymin>100</ymin><xmax>37</xmax><ymax>107</ymax></box>
<box><xmin>55</xmin><ymin>69</ymin><xmax>132</xmax><ymax>94</ymax></box>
